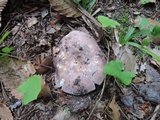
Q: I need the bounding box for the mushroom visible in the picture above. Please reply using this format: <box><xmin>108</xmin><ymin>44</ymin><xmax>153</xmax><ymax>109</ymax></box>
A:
<box><xmin>53</xmin><ymin>31</ymin><xmax>106</xmax><ymax>95</ymax></box>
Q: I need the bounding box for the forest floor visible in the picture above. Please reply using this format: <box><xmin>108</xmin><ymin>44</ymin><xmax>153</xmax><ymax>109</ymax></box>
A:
<box><xmin>0</xmin><ymin>0</ymin><xmax>160</xmax><ymax>120</ymax></box>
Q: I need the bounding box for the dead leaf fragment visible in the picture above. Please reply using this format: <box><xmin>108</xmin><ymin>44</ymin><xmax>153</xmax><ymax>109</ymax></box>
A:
<box><xmin>148</xmin><ymin>18</ymin><xmax>160</xmax><ymax>27</ymax></box>
<box><xmin>38</xmin><ymin>77</ymin><xmax>52</xmax><ymax>98</ymax></box>
<box><xmin>26</xmin><ymin>17</ymin><xmax>38</xmax><ymax>28</ymax></box>
<box><xmin>118</xmin><ymin>47</ymin><xmax>138</xmax><ymax>73</ymax></box>
<box><xmin>49</xmin><ymin>0</ymin><xmax>81</xmax><ymax>18</ymax></box>
<box><xmin>11</xmin><ymin>89</ymin><xmax>24</xmax><ymax>100</ymax></box>
<box><xmin>36</xmin><ymin>57</ymin><xmax>52</xmax><ymax>74</ymax></box>
<box><xmin>109</xmin><ymin>95</ymin><xmax>120</xmax><ymax>120</ymax></box>
<box><xmin>11</xmin><ymin>23</ymin><xmax>21</xmax><ymax>35</ymax></box>
<box><xmin>0</xmin><ymin>103</ymin><xmax>13</xmax><ymax>120</ymax></box>
<box><xmin>133</xmin><ymin>76</ymin><xmax>145</xmax><ymax>83</ymax></box>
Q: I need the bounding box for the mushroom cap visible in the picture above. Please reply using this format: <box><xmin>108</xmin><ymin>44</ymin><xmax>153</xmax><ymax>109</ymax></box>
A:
<box><xmin>53</xmin><ymin>31</ymin><xmax>106</xmax><ymax>95</ymax></box>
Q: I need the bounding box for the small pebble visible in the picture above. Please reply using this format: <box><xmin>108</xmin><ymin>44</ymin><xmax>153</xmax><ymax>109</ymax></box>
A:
<box><xmin>9</xmin><ymin>101</ymin><xmax>22</xmax><ymax>111</ymax></box>
<box><xmin>121</xmin><ymin>95</ymin><xmax>134</xmax><ymax>107</ymax></box>
<box><xmin>136</xmin><ymin>97</ymin><xmax>144</xmax><ymax>103</ymax></box>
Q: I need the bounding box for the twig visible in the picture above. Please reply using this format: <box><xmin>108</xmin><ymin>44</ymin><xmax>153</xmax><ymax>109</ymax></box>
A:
<box><xmin>0</xmin><ymin>53</ymin><xmax>27</xmax><ymax>61</ymax></box>
<box><xmin>87</xmin><ymin>77</ymin><xmax>107</xmax><ymax>120</ymax></box>
<box><xmin>1</xmin><ymin>82</ymin><xmax>9</xmax><ymax>101</ymax></box>
<box><xmin>150</xmin><ymin>104</ymin><xmax>160</xmax><ymax>120</ymax></box>
<box><xmin>118</xmin><ymin>104</ymin><xmax>130</xmax><ymax>120</ymax></box>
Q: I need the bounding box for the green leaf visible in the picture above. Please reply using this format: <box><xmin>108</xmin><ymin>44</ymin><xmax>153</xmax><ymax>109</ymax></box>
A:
<box><xmin>123</xmin><ymin>27</ymin><xmax>135</xmax><ymax>43</ymax></box>
<box><xmin>130</xmin><ymin>29</ymin><xmax>151</xmax><ymax>39</ymax></box>
<box><xmin>0</xmin><ymin>31</ymin><xmax>10</xmax><ymax>44</ymax></box>
<box><xmin>135</xmin><ymin>17</ymin><xmax>149</xmax><ymax>29</ymax></box>
<box><xmin>73</xmin><ymin>0</ymin><xmax>80</xmax><ymax>5</ymax></box>
<box><xmin>82</xmin><ymin>0</ymin><xmax>87</xmax><ymax>10</ymax></box>
<box><xmin>118</xmin><ymin>71</ymin><xmax>136</xmax><ymax>85</ymax></box>
<box><xmin>97</xmin><ymin>15</ymin><xmax>120</xmax><ymax>28</ymax></box>
<box><xmin>18</xmin><ymin>75</ymin><xmax>42</xmax><ymax>105</ymax></box>
<box><xmin>151</xmin><ymin>25</ymin><xmax>160</xmax><ymax>37</ymax></box>
<box><xmin>103</xmin><ymin>60</ymin><xmax>122</xmax><ymax>75</ymax></box>
<box><xmin>142</xmin><ymin>36</ymin><xmax>150</xmax><ymax>46</ymax></box>
<box><xmin>103</xmin><ymin>60</ymin><xmax>136</xmax><ymax>85</ymax></box>
<box><xmin>127</xmin><ymin>42</ymin><xmax>160</xmax><ymax>62</ymax></box>
<box><xmin>87</xmin><ymin>0</ymin><xmax>97</xmax><ymax>12</ymax></box>
<box><xmin>141</xmin><ymin>0</ymin><xmax>150</xmax><ymax>4</ymax></box>
<box><xmin>2</xmin><ymin>47</ymin><xmax>14</xmax><ymax>53</ymax></box>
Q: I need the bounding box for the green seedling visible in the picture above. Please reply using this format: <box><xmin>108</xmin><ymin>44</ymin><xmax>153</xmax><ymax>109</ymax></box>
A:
<box><xmin>98</xmin><ymin>15</ymin><xmax>160</xmax><ymax>85</ymax></box>
<box><xmin>118</xmin><ymin>16</ymin><xmax>160</xmax><ymax>61</ymax></box>
<box><xmin>0</xmin><ymin>31</ymin><xmax>10</xmax><ymax>44</ymax></box>
<box><xmin>0</xmin><ymin>31</ymin><xmax>13</xmax><ymax>57</ymax></box>
<box><xmin>103</xmin><ymin>60</ymin><xmax>136</xmax><ymax>85</ymax></box>
<box><xmin>18</xmin><ymin>75</ymin><xmax>42</xmax><ymax>105</ymax></box>
<box><xmin>0</xmin><ymin>47</ymin><xmax>14</xmax><ymax>58</ymax></box>
<box><xmin>73</xmin><ymin>0</ymin><xmax>97</xmax><ymax>12</ymax></box>
<box><xmin>120</xmin><ymin>25</ymin><xmax>160</xmax><ymax>61</ymax></box>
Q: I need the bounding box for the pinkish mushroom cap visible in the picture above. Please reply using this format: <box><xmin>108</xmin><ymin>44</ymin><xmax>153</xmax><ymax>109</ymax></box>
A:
<box><xmin>53</xmin><ymin>31</ymin><xmax>106</xmax><ymax>95</ymax></box>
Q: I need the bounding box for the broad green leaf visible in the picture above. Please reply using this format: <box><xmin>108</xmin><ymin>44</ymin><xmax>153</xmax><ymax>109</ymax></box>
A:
<box><xmin>0</xmin><ymin>31</ymin><xmax>10</xmax><ymax>44</ymax></box>
<box><xmin>118</xmin><ymin>71</ymin><xmax>136</xmax><ymax>85</ymax></box>
<box><xmin>127</xmin><ymin>42</ymin><xmax>160</xmax><ymax>62</ymax></box>
<box><xmin>141</xmin><ymin>0</ymin><xmax>150</xmax><ymax>4</ymax></box>
<box><xmin>135</xmin><ymin>17</ymin><xmax>149</xmax><ymax>29</ymax></box>
<box><xmin>18</xmin><ymin>75</ymin><xmax>42</xmax><ymax>105</ymax></box>
<box><xmin>103</xmin><ymin>60</ymin><xmax>136</xmax><ymax>85</ymax></box>
<box><xmin>2</xmin><ymin>47</ymin><xmax>14</xmax><ymax>53</ymax></box>
<box><xmin>103</xmin><ymin>60</ymin><xmax>122</xmax><ymax>76</ymax></box>
<box><xmin>97</xmin><ymin>15</ymin><xmax>120</xmax><ymax>28</ymax></box>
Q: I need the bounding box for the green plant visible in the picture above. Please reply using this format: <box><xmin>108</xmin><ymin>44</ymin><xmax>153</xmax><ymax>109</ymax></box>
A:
<box><xmin>0</xmin><ymin>47</ymin><xmax>14</xmax><ymax>58</ymax></box>
<box><xmin>0</xmin><ymin>31</ymin><xmax>10</xmax><ymax>44</ymax></box>
<box><xmin>0</xmin><ymin>31</ymin><xmax>14</xmax><ymax>57</ymax></box>
<box><xmin>73</xmin><ymin>0</ymin><xmax>97</xmax><ymax>12</ymax></box>
<box><xmin>18</xmin><ymin>75</ymin><xmax>42</xmax><ymax>105</ymax></box>
<box><xmin>98</xmin><ymin>15</ymin><xmax>160</xmax><ymax>62</ymax></box>
<box><xmin>141</xmin><ymin>0</ymin><xmax>150</xmax><ymax>4</ymax></box>
<box><xmin>103</xmin><ymin>60</ymin><xmax>136</xmax><ymax>85</ymax></box>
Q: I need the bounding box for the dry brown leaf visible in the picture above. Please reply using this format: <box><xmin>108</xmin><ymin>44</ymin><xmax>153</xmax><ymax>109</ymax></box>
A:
<box><xmin>133</xmin><ymin>76</ymin><xmax>145</xmax><ymax>83</ymax></box>
<box><xmin>38</xmin><ymin>77</ymin><xmax>52</xmax><ymax>98</ymax></box>
<box><xmin>117</xmin><ymin>47</ymin><xmax>138</xmax><ymax>73</ymax></box>
<box><xmin>11</xmin><ymin>89</ymin><xmax>24</xmax><ymax>100</ymax></box>
<box><xmin>0</xmin><ymin>58</ymin><xmax>36</xmax><ymax>90</ymax></box>
<box><xmin>148</xmin><ymin>18</ymin><xmax>160</xmax><ymax>27</ymax></box>
<box><xmin>0</xmin><ymin>103</ymin><xmax>13</xmax><ymax>120</ymax></box>
<box><xmin>36</xmin><ymin>57</ymin><xmax>52</xmax><ymax>74</ymax></box>
<box><xmin>49</xmin><ymin>0</ymin><xmax>81</xmax><ymax>18</ymax></box>
<box><xmin>109</xmin><ymin>95</ymin><xmax>120</xmax><ymax>120</ymax></box>
<box><xmin>111</xmin><ymin>42</ymin><xmax>121</xmax><ymax>56</ymax></box>
<box><xmin>26</xmin><ymin>17</ymin><xmax>38</xmax><ymax>28</ymax></box>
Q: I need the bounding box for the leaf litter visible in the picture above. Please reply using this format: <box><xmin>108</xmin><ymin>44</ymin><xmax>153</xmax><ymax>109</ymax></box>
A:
<box><xmin>0</xmin><ymin>0</ymin><xmax>160</xmax><ymax>119</ymax></box>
